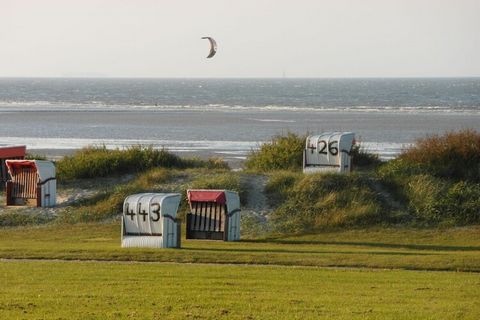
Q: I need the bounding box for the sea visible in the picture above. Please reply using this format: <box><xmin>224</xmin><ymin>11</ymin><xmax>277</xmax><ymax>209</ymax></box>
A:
<box><xmin>0</xmin><ymin>78</ymin><xmax>479</xmax><ymax>163</ymax></box>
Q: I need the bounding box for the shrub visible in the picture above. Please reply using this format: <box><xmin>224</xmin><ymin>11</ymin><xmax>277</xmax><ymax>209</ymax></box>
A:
<box><xmin>398</xmin><ymin>129</ymin><xmax>480</xmax><ymax>181</ymax></box>
<box><xmin>269</xmin><ymin>173</ymin><xmax>386</xmax><ymax>233</ymax></box>
<box><xmin>25</xmin><ymin>153</ymin><xmax>47</xmax><ymax>160</ymax></box>
<box><xmin>403</xmin><ymin>174</ymin><xmax>448</xmax><ymax>223</ymax></box>
<box><xmin>439</xmin><ymin>181</ymin><xmax>480</xmax><ymax>225</ymax></box>
<box><xmin>398</xmin><ymin>175</ymin><xmax>480</xmax><ymax>226</ymax></box>
<box><xmin>264</xmin><ymin>171</ymin><xmax>302</xmax><ymax>207</ymax></box>
<box><xmin>244</xmin><ymin>132</ymin><xmax>305</xmax><ymax>172</ymax></box>
<box><xmin>56</xmin><ymin>145</ymin><xmax>228</xmax><ymax>181</ymax></box>
<box><xmin>0</xmin><ymin>212</ymin><xmax>54</xmax><ymax>227</ymax></box>
<box><xmin>378</xmin><ymin>136</ymin><xmax>480</xmax><ymax>226</ymax></box>
<box><xmin>350</xmin><ymin>143</ymin><xmax>382</xmax><ymax>168</ymax></box>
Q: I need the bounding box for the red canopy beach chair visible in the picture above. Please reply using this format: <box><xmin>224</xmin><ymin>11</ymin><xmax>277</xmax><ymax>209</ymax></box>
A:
<box><xmin>186</xmin><ymin>189</ymin><xmax>241</xmax><ymax>241</ymax></box>
<box><xmin>0</xmin><ymin>145</ymin><xmax>26</xmax><ymax>188</ymax></box>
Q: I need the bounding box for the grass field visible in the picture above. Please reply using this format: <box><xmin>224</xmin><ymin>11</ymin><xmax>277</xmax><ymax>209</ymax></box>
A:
<box><xmin>1</xmin><ymin>223</ymin><xmax>479</xmax><ymax>272</ymax></box>
<box><xmin>1</xmin><ymin>223</ymin><xmax>479</xmax><ymax>319</ymax></box>
<box><xmin>1</xmin><ymin>260</ymin><xmax>479</xmax><ymax>320</ymax></box>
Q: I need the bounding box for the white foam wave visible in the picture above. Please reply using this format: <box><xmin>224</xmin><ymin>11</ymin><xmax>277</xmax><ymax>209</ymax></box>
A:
<box><xmin>247</xmin><ymin>118</ymin><xmax>296</xmax><ymax>123</ymax></box>
<box><xmin>0</xmin><ymin>100</ymin><xmax>478</xmax><ymax>115</ymax></box>
<box><xmin>0</xmin><ymin>137</ymin><xmax>257</xmax><ymax>152</ymax></box>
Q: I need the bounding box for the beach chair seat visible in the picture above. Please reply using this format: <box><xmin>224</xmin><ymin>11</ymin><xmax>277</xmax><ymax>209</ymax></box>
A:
<box><xmin>186</xmin><ymin>189</ymin><xmax>241</xmax><ymax>241</ymax></box>
<box><xmin>5</xmin><ymin>160</ymin><xmax>56</xmax><ymax>207</ymax></box>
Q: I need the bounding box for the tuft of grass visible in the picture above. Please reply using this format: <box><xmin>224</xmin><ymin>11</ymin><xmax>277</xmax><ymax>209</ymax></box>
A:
<box><xmin>245</xmin><ymin>132</ymin><xmax>380</xmax><ymax>172</ymax></box>
<box><xmin>378</xmin><ymin>130</ymin><xmax>480</xmax><ymax>226</ymax></box>
<box><xmin>25</xmin><ymin>153</ymin><xmax>47</xmax><ymax>160</ymax></box>
<box><xmin>0</xmin><ymin>212</ymin><xmax>54</xmax><ymax>227</ymax></box>
<box><xmin>264</xmin><ymin>171</ymin><xmax>302</xmax><ymax>207</ymax></box>
<box><xmin>268</xmin><ymin>172</ymin><xmax>386</xmax><ymax>234</ymax></box>
<box><xmin>60</xmin><ymin>168</ymin><xmax>244</xmax><ymax>225</ymax></box>
<box><xmin>350</xmin><ymin>142</ymin><xmax>382</xmax><ymax>168</ymax></box>
<box><xmin>398</xmin><ymin>129</ymin><xmax>480</xmax><ymax>181</ymax></box>
<box><xmin>56</xmin><ymin>145</ymin><xmax>228</xmax><ymax>181</ymax></box>
<box><xmin>244</xmin><ymin>132</ymin><xmax>306</xmax><ymax>172</ymax></box>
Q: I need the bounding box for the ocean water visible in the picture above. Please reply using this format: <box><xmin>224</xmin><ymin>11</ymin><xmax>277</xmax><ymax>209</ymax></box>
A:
<box><xmin>0</xmin><ymin>78</ymin><xmax>479</xmax><ymax>161</ymax></box>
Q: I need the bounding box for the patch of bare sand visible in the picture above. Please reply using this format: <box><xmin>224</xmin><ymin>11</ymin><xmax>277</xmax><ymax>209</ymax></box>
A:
<box><xmin>0</xmin><ymin>174</ymin><xmax>136</xmax><ymax>219</ymax></box>
<box><xmin>240</xmin><ymin>174</ymin><xmax>273</xmax><ymax>237</ymax></box>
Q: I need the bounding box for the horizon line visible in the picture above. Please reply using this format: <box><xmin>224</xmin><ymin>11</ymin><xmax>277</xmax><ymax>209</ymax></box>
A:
<box><xmin>1</xmin><ymin>76</ymin><xmax>480</xmax><ymax>80</ymax></box>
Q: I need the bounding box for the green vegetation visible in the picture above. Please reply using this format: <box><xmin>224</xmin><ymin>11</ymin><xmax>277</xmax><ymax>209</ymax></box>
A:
<box><xmin>0</xmin><ymin>223</ymin><xmax>479</xmax><ymax>272</ymax></box>
<box><xmin>24</xmin><ymin>153</ymin><xmax>47</xmax><ymax>160</ymax></box>
<box><xmin>245</xmin><ymin>132</ymin><xmax>380</xmax><ymax>172</ymax></box>
<box><xmin>0</xmin><ymin>167</ymin><xmax>246</xmax><ymax>227</ymax></box>
<box><xmin>59</xmin><ymin>168</ymin><xmax>175</xmax><ymax>223</ymax></box>
<box><xmin>1</xmin><ymin>132</ymin><xmax>480</xmax><ymax>319</ymax></box>
<box><xmin>2</xmin><ymin>131</ymin><xmax>479</xmax><ymax>230</ymax></box>
<box><xmin>397</xmin><ymin>129</ymin><xmax>480</xmax><ymax>181</ymax></box>
<box><xmin>266</xmin><ymin>173</ymin><xmax>387</xmax><ymax>233</ymax></box>
<box><xmin>264</xmin><ymin>170</ymin><xmax>303</xmax><ymax>206</ymax></box>
<box><xmin>378</xmin><ymin>130</ymin><xmax>480</xmax><ymax>226</ymax></box>
<box><xmin>250</xmin><ymin>130</ymin><xmax>480</xmax><ymax>231</ymax></box>
<box><xmin>56</xmin><ymin>145</ymin><xmax>228</xmax><ymax>181</ymax></box>
<box><xmin>61</xmin><ymin>168</ymin><xmax>247</xmax><ymax>224</ymax></box>
<box><xmin>350</xmin><ymin>142</ymin><xmax>382</xmax><ymax>168</ymax></box>
<box><xmin>0</xmin><ymin>212</ymin><xmax>53</xmax><ymax>227</ymax></box>
<box><xmin>1</xmin><ymin>260</ymin><xmax>479</xmax><ymax>320</ymax></box>
<box><xmin>244</xmin><ymin>132</ymin><xmax>305</xmax><ymax>172</ymax></box>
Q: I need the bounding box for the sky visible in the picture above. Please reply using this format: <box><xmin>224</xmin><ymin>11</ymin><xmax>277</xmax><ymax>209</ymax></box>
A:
<box><xmin>1</xmin><ymin>0</ymin><xmax>479</xmax><ymax>78</ymax></box>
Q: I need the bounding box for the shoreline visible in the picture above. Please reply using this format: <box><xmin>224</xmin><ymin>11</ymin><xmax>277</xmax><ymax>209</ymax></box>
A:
<box><xmin>28</xmin><ymin>148</ymin><xmax>246</xmax><ymax>169</ymax></box>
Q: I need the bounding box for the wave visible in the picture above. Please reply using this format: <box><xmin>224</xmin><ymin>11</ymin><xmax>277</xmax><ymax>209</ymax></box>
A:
<box><xmin>0</xmin><ymin>100</ymin><xmax>479</xmax><ymax>114</ymax></box>
<box><xmin>247</xmin><ymin>118</ymin><xmax>296</xmax><ymax>123</ymax></box>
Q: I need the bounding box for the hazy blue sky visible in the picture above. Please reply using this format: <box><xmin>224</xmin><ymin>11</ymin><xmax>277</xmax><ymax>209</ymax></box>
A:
<box><xmin>1</xmin><ymin>0</ymin><xmax>479</xmax><ymax>77</ymax></box>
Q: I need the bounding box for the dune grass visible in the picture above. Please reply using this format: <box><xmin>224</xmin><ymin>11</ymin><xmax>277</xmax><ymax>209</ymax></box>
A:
<box><xmin>264</xmin><ymin>172</ymin><xmax>390</xmax><ymax>233</ymax></box>
<box><xmin>244</xmin><ymin>132</ymin><xmax>380</xmax><ymax>173</ymax></box>
<box><xmin>61</xmin><ymin>168</ymin><xmax>247</xmax><ymax>224</ymax></box>
<box><xmin>398</xmin><ymin>129</ymin><xmax>480</xmax><ymax>181</ymax></box>
<box><xmin>0</xmin><ymin>167</ymin><xmax>246</xmax><ymax>227</ymax></box>
<box><xmin>378</xmin><ymin>130</ymin><xmax>480</xmax><ymax>226</ymax></box>
<box><xmin>247</xmin><ymin>130</ymin><xmax>480</xmax><ymax>230</ymax></box>
<box><xmin>56</xmin><ymin>145</ymin><xmax>228</xmax><ymax>181</ymax></box>
<box><xmin>59</xmin><ymin>168</ymin><xmax>175</xmax><ymax>223</ymax></box>
<box><xmin>244</xmin><ymin>132</ymin><xmax>306</xmax><ymax>172</ymax></box>
<box><xmin>1</xmin><ymin>260</ymin><xmax>479</xmax><ymax>320</ymax></box>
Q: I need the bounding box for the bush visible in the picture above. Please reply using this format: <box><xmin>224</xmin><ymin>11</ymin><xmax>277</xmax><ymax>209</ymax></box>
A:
<box><xmin>268</xmin><ymin>173</ymin><xmax>386</xmax><ymax>233</ymax></box>
<box><xmin>0</xmin><ymin>212</ymin><xmax>54</xmax><ymax>227</ymax></box>
<box><xmin>350</xmin><ymin>143</ymin><xmax>382</xmax><ymax>168</ymax></box>
<box><xmin>398</xmin><ymin>129</ymin><xmax>480</xmax><ymax>181</ymax></box>
<box><xmin>244</xmin><ymin>132</ymin><xmax>305</xmax><ymax>172</ymax></box>
<box><xmin>25</xmin><ymin>153</ymin><xmax>47</xmax><ymax>160</ymax></box>
<box><xmin>378</xmin><ymin>130</ymin><xmax>480</xmax><ymax>226</ymax></box>
<box><xmin>399</xmin><ymin>175</ymin><xmax>480</xmax><ymax>226</ymax></box>
<box><xmin>264</xmin><ymin>171</ymin><xmax>302</xmax><ymax>207</ymax></box>
<box><xmin>403</xmin><ymin>174</ymin><xmax>448</xmax><ymax>223</ymax></box>
<box><xmin>56</xmin><ymin>145</ymin><xmax>228</xmax><ymax>181</ymax></box>
<box><xmin>440</xmin><ymin>182</ymin><xmax>480</xmax><ymax>225</ymax></box>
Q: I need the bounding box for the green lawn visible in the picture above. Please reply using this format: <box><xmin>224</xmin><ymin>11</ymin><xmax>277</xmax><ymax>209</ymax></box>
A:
<box><xmin>1</xmin><ymin>223</ymin><xmax>479</xmax><ymax>319</ymax></box>
<box><xmin>0</xmin><ymin>260</ymin><xmax>479</xmax><ymax>319</ymax></box>
<box><xmin>0</xmin><ymin>223</ymin><xmax>479</xmax><ymax>272</ymax></box>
